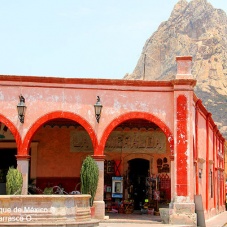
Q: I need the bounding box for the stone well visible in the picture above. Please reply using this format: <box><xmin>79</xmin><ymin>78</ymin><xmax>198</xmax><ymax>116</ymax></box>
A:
<box><xmin>0</xmin><ymin>195</ymin><xmax>99</xmax><ymax>226</ymax></box>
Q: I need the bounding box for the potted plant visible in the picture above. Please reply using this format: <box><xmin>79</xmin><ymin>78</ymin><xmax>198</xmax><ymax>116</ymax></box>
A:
<box><xmin>6</xmin><ymin>166</ymin><xmax>23</xmax><ymax>195</ymax></box>
<box><xmin>80</xmin><ymin>156</ymin><xmax>99</xmax><ymax>217</ymax></box>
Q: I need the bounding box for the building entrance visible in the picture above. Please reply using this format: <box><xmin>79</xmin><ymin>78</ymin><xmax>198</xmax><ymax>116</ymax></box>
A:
<box><xmin>128</xmin><ymin>158</ymin><xmax>149</xmax><ymax>210</ymax></box>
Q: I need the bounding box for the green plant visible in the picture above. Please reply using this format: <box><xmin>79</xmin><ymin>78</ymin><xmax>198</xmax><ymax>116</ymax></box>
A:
<box><xmin>80</xmin><ymin>156</ymin><xmax>99</xmax><ymax>206</ymax></box>
<box><xmin>6</xmin><ymin>166</ymin><xmax>23</xmax><ymax>195</ymax></box>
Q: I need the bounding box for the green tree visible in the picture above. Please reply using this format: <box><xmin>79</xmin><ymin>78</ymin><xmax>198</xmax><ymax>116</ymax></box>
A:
<box><xmin>6</xmin><ymin>167</ymin><xmax>23</xmax><ymax>195</ymax></box>
<box><xmin>80</xmin><ymin>156</ymin><xmax>99</xmax><ymax>206</ymax></box>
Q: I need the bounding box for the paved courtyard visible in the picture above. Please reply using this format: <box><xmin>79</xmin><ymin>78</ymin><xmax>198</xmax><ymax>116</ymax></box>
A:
<box><xmin>98</xmin><ymin>210</ymin><xmax>227</xmax><ymax>227</ymax></box>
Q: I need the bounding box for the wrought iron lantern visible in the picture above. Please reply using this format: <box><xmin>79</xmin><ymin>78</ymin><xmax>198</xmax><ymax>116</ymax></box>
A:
<box><xmin>94</xmin><ymin>96</ymin><xmax>102</xmax><ymax>123</ymax></box>
<box><xmin>17</xmin><ymin>95</ymin><xmax>26</xmax><ymax>123</ymax></box>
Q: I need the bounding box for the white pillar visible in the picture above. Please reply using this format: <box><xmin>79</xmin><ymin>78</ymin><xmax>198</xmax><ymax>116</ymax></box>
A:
<box><xmin>93</xmin><ymin>157</ymin><xmax>105</xmax><ymax>219</ymax></box>
<box><xmin>16</xmin><ymin>156</ymin><xmax>30</xmax><ymax>195</ymax></box>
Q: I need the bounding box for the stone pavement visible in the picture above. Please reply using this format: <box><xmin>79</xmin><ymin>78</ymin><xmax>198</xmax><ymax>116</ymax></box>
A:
<box><xmin>99</xmin><ymin>210</ymin><xmax>227</xmax><ymax>227</ymax></box>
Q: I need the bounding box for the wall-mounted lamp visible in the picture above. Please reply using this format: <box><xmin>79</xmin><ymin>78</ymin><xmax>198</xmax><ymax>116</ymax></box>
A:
<box><xmin>94</xmin><ymin>96</ymin><xmax>102</xmax><ymax>123</ymax></box>
<box><xmin>17</xmin><ymin>95</ymin><xmax>26</xmax><ymax>123</ymax></box>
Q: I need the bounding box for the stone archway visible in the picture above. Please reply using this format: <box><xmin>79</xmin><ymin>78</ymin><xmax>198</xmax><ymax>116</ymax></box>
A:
<box><xmin>100</xmin><ymin>113</ymin><xmax>173</xmax><ymax>217</ymax></box>
<box><xmin>17</xmin><ymin>111</ymin><xmax>98</xmax><ymax>195</ymax></box>
<box><xmin>123</xmin><ymin>153</ymin><xmax>152</xmax><ymax>177</ymax></box>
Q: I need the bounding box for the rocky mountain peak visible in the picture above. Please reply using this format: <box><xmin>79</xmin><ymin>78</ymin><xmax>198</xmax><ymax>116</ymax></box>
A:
<box><xmin>170</xmin><ymin>0</ymin><xmax>188</xmax><ymax>20</ymax></box>
<box><xmin>124</xmin><ymin>1</ymin><xmax>227</xmax><ymax>138</ymax></box>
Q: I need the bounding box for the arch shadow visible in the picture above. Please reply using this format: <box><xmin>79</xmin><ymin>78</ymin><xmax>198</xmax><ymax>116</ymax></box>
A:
<box><xmin>98</xmin><ymin>111</ymin><xmax>174</xmax><ymax>156</ymax></box>
<box><xmin>19</xmin><ymin>111</ymin><xmax>97</xmax><ymax>156</ymax></box>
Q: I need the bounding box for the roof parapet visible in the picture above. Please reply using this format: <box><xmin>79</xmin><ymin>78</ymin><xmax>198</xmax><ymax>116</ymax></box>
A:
<box><xmin>176</xmin><ymin>56</ymin><xmax>194</xmax><ymax>79</ymax></box>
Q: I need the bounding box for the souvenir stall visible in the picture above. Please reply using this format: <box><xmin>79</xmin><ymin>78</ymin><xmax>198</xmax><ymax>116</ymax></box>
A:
<box><xmin>144</xmin><ymin>173</ymin><xmax>170</xmax><ymax>215</ymax></box>
<box><xmin>104</xmin><ymin>160</ymin><xmax>124</xmax><ymax>213</ymax></box>
<box><xmin>104</xmin><ymin>159</ymin><xmax>134</xmax><ymax>214</ymax></box>
<box><xmin>103</xmin><ymin>157</ymin><xmax>171</xmax><ymax>215</ymax></box>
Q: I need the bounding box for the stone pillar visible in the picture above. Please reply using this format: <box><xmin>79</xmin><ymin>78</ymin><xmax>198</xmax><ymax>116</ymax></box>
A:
<box><xmin>16</xmin><ymin>155</ymin><xmax>30</xmax><ymax>195</ymax></box>
<box><xmin>170</xmin><ymin>56</ymin><xmax>197</xmax><ymax>226</ymax></box>
<box><xmin>93</xmin><ymin>156</ymin><xmax>105</xmax><ymax>219</ymax></box>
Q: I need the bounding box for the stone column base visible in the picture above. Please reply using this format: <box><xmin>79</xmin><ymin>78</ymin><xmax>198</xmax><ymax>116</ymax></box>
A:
<box><xmin>169</xmin><ymin>203</ymin><xmax>197</xmax><ymax>226</ymax></box>
<box><xmin>93</xmin><ymin>200</ymin><xmax>105</xmax><ymax>219</ymax></box>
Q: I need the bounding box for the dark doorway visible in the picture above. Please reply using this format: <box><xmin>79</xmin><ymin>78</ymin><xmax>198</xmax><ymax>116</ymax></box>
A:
<box><xmin>0</xmin><ymin>149</ymin><xmax>17</xmax><ymax>182</ymax></box>
<box><xmin>128</xmin><ymin>158</ymin><xmax>149</xmax><ymax>209</ymax></box>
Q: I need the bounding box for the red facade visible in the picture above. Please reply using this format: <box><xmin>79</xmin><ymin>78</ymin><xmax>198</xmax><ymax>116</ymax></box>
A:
<box><xmin>0</xmin><ymin>56</ymin><xmax>225</xmax><ymax>224</ymax></box>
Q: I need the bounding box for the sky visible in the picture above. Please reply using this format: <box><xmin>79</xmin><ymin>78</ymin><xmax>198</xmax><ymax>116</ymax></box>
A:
<box><xmin>0</xmin><ymin>0</ymin><xmax>226</xmax><ymax>79</ymax></box>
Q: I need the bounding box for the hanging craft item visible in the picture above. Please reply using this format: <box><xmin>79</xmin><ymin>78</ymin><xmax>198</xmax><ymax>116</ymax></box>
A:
<box><xmin>158</xmin><ymin>166</ymin><xmax>162</xmax><ymax>173</ymax></box>
<box><xmin>159</xmin><ymin>174</ymin><xmax>171</xmax><ymax>200</ymax></box>
<box><xmin>162</xmin><ymin>164</ymin><xmax>170</xmax><ymax>173</ymax></box>
<box><xmin>153</xmin><ymin>190</ymin><xmax>160</xmax><ymax>201</ymax></box>
<box><xmin>114</xmin><ymin>160</ymin><xmax>121</xmax><ymax>176</ymax></box>
<box><xmin>157</xmin><ymin>158</ymin><xmax>162</xmax><ymax>166</ymax></box>
<box><xmin>156</xmin><ymin>157</ymin><xmax>170</xmax><ymax>173</ymax></box>
<box><xmin>107</xmin><ymin>160</ymin><xmax>115</xmax><ymax>173</ymax></box>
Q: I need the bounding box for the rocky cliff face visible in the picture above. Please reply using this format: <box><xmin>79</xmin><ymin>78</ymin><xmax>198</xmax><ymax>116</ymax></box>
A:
<box><xmin>124</xmin><ymin>0</ymin><xmax>227</xmax><ymax>138</ymax></box>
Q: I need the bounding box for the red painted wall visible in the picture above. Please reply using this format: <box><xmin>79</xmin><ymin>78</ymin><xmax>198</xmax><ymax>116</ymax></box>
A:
<box><xmin>33</xmin><ymin>126</ymin><xmax>85</xmax><ymax>177</ymax></box>
<box><xmin>176</xmin><ymin>95</ymin><xmax>188</xmax><ymax>196</ymax></box>
<box><xmin>0</xmin><ymin>74</ymin><xmax>225</xmax><ymax>216</ymax></box>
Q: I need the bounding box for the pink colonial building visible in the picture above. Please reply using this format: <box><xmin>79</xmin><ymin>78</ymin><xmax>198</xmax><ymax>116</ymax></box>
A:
<box><xmin>0</xmin><ymin>56</ymin><xmax>225</xmax><ymax>225</ymax></box>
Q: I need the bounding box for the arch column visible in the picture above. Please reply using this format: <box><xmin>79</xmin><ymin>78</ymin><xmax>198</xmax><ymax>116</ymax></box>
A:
<box><xmin>170</xmin><ymin>56</ymin><xmax>197</xmax><ymax>226</ymax></box>
<box><xmin>93</xmin><ymin>155</ymin><xmax>105</xmax><ymax>219</ymax></box>
<box><xmin>16</xmin><ymin>155</ymin><xmax>30</xmax><ymax>195</ymax></box>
